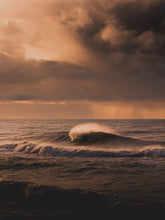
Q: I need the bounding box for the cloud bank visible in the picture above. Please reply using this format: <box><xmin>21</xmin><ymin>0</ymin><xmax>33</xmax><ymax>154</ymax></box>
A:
<box><xmin>0</xmin><ymin>0</ymin><xmax>165</xmax><ymax>118</ymax></box>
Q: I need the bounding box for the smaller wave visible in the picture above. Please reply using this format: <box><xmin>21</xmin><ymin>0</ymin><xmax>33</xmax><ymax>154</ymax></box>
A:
<box><xmin>14</xmin><ymin>143</ymin><xmax>36</xmax><ymax>153</ymax></box>
<box><xmin>1</xmin><ymin>142</ymin><xmax>165</xmax><ymax>158</ymax></box>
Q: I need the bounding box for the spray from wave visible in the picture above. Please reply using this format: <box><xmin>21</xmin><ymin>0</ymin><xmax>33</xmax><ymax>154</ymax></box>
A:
<box><xmin>69</xmin><ymin>123</ymin><xmax>114</xmax><ymax>141</ymax></box>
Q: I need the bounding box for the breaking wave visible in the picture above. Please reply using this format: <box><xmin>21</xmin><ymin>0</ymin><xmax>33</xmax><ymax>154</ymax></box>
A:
<box><xmin>69</xmin><ymin>123</ymin><xmax>113</xmax><ymax>141</ymax></box>
<box><xmin>0</xmin><ymin>123</ymin><xmax>164</xmax><ymax>158</ymax></box>
<box><xmin>70</xmin><ymin>131</ymin><xmax>145</xmax><ymax>145</ymax></box>
<box><xmin>69</xmin><ymin>123</ymin><xmax>158</xmax><ymax>146</ymax></box>
<box><xmin>7</xmin><ymin>123</ymin><xmax>162</xmax><ymax>147</ymax></box>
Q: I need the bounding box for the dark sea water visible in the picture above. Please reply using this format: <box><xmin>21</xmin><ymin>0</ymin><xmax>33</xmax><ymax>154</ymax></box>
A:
<box><xmin>0</xmin><ymin>119</ymin><xmax>165</xmax><ymax>218</ymax></box>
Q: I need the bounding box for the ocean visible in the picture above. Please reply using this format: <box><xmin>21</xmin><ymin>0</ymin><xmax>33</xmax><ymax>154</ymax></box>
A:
<box><xmin>0</xmin><ymin>119</ymin><xmax>165</xmax><ymax>218</ymax></box>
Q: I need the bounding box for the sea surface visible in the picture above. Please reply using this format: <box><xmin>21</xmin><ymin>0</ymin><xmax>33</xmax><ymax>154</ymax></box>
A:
<box><xmin>0</xmin><ymin>119</ymin><xmax>165</xmax><ymax>218</ymax></box>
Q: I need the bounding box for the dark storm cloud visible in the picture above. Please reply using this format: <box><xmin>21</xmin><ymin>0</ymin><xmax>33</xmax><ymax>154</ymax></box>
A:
<box><xmin>72</xmin><ymin>0</ymin><xmax>165</xmax><ymax>56</ymax></box>
<box><xmin>113</xmin><ymin>1</ymin><xmax>165</xmax><ymax>33</ymax></box>
<box><xmin>50</xmin><ymin>0</ymin><xmax>165</xmax><ymax>56</ymax></box>
<box><xmin>108</xmin><ymin>0</ymin><xmax>165</xmax><ymax>55</ymax></box>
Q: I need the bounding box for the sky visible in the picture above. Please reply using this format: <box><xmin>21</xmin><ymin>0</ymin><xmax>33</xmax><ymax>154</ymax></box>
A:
<box><xmin>0</xmin><ymin>0</ymin><xmax>165</xmax><ymax>119</ymax></box>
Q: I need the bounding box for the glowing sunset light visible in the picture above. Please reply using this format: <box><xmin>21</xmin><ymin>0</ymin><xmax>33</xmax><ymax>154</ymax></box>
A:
<box><xmin>25</xmin><ymin>45</ymin><xmax>54</xmax><ymax>60</ymax></box>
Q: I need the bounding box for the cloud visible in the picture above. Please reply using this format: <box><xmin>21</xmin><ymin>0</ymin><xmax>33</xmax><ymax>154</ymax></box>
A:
<box><xmin>68</xmin><ymin>0</ymin><xmax>165</xmax><ymax>56</ymax></box>
<box><xmin>0</xmin><ymin>0</ymin><xmax>165</xmax><ymax>106</ymax></box>
<box><xmin>0</xmin><ymin>20</ymin><xmax>24</xmax><ymax>57</ymax></box>
<box><xmin>0</xmin><ymin>52</ymin><xmax>164</xmax><ymax>103</ymax></box>
<box><xmin>0</xmin><ymin>53</ymin><xmax>98</xmax><ymax>101</ymax></box>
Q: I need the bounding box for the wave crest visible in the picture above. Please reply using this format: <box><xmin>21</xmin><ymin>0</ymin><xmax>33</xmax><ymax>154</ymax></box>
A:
<box><xmin>69</xmin><ymin>123</ymin><xmax>114</xmax><ymax>142</ymax></box>
<box><xmin>69</xmin><ymin>123</ymin><xmax>145</xmax><ymax>145</ymax></box>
